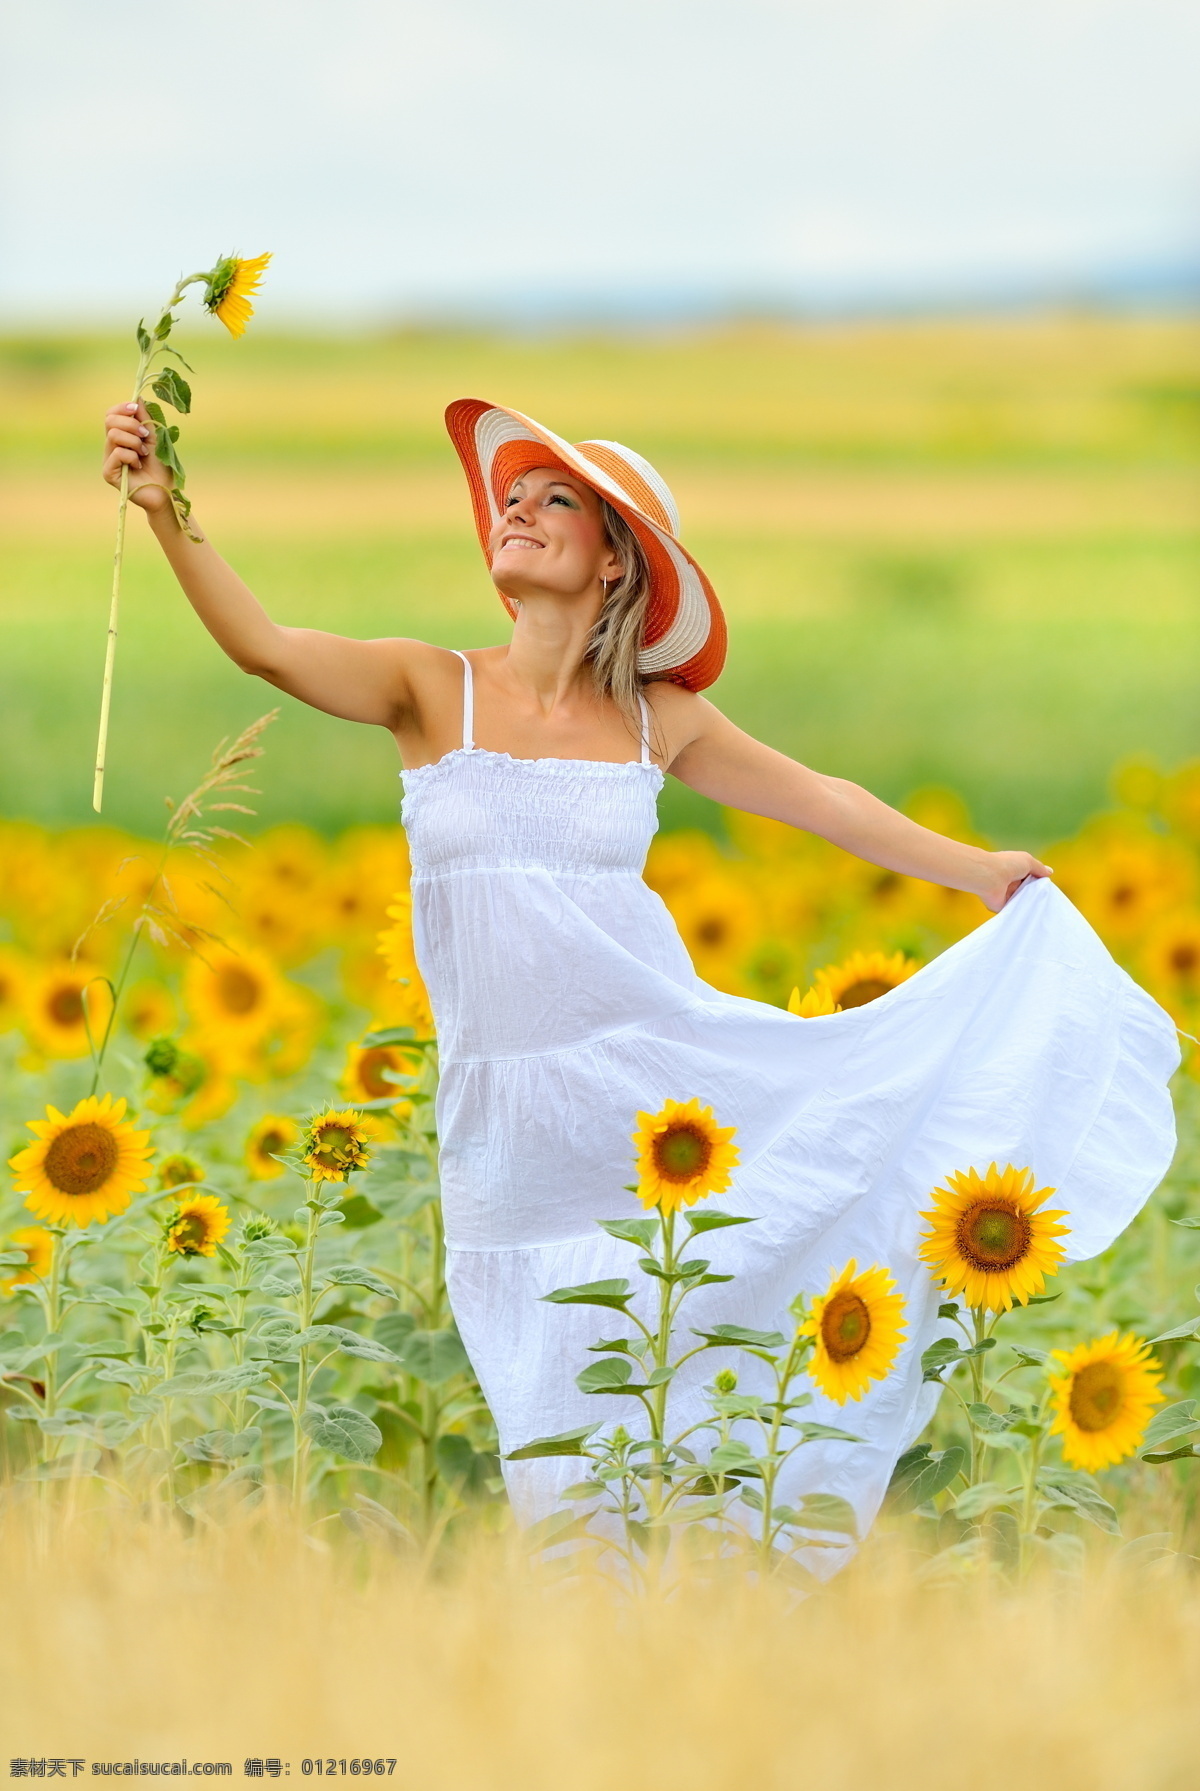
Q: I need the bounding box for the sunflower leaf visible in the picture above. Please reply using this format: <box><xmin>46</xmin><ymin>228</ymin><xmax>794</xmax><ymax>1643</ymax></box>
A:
<box><xmin>1037</xmin><ymin>1471</ymin><xmax>1120</xmax><ymax>1533</ymax></box>
<box><xmin>685</xmin><ymin>1211</ymin><xmax>756</xmax><ymax>1235</ymax></box>
<box><xmin>319</xmin><ymin>1265</ymin><xmax>396</xmax><ymax>1299</ymax></box>
<box><xmin>151</xmin><ymin>367</ymin><xmax>192</xmax><ymax>413</ymax></box>
<box><xmin>791</xmin><ymin>1421</ymin><xmax>863</xmax><ymax>1444</ymax></box>
<box><xmin>576</xmin><ymin>1357</ymin><xmax>639</xmax><ymax>1395</ymax></box>
<box><xmin>1140</xmin><ymin>1399</ymin><xmax>1200</xmax><ymax>1450</ymax></box>
<box><xmin>400</xmin><ymin>1328</ymin><xmax>470</xmax><ymax>1384</ymax></box>
<box><xmin>542</xmin><ymin>1279</ymin><xmax>633</xmax><ymax>1312</ymax></box>
<box><xmin>1149</xmin><ymin>1320</ymin><xmax>1200</xmax><ymax>1344</ymax></box>
<box><xmin>506</xmin><ymin>1424</ymin><xmax>598</xmax><ymax>1461</ymax></box>
<box><xmin>690</xmin><ymin>1323</ymin><xmax>788</xmax><ymax>1351</ymax></box>
<box><xmin>790</xmin><ymin>1492</ymin><xmax>859</xmax><ymax>1539</ymax></box>
<box><xmin>301</xmin><ymin>1404</ymin><xmax>382</xmax><ymax>1464</ymax></box>
<box><xmin>587</xmin><ymin>1337</ymin><xmax>638</xmax><ymax>1355</ymax></box>
<box><xmin>885</xmin><ymin>1444</ymin><xmax>967</xmax><ymax>1513</ymax></box>
<box><xmin>597</xmin><ymin>1217</ymin><xmax>660</xmax><ymax>1249</ymax></box>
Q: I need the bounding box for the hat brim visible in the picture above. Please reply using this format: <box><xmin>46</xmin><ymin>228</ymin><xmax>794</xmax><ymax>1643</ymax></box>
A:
<box><xmin>445</xmin><ymin>398</ymin><xmax>726</xmax><ymax>691</ymax></box>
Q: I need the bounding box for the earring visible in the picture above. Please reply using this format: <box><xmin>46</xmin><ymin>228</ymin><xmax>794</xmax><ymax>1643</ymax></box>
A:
<box><xmin>601</xmin><ymin>577</ymin><xmax>609</xmax><ymax>597</ymax></box>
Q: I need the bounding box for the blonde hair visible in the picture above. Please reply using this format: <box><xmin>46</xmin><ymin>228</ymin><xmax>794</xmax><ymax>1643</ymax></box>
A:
<box><xmin>585</xmin><ymin>501</ymin><xmax>653</xmax><ymax>728</ymax></box>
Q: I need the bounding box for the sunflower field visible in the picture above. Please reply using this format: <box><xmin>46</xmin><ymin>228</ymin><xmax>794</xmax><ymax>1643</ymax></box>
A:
<box><xmin>2</xmin><ymin>691</ymin><xmax>1200</xmax><ymax>1574</ymax></box>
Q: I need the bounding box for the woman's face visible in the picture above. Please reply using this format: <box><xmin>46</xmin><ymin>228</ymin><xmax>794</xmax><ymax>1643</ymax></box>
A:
<box><xmin>488</xmin><ymin>467</ymin><xmax>622</xmax><ymax>606</ymax></box>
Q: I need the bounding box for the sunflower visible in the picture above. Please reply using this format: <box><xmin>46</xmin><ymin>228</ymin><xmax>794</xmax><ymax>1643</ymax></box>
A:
<box><xmin>376</xmin><ymin>894</ymin><xmax>435</xmax><ymax>1035</ymax></box>
<box><xmin>801</xmin><ymin>1259</ymin><xmax>907</xmax><ymax>1404</ymax></box>
<box><xmin>9</xmin><ymin>1094</ymin><xmax>154</xmax><ymax>1228</ymax></box>
<box><xmin>669</xmin><ymin>872</ymin><xmax>762</xmax><ymax>992</ymax></box>
<box><xmin>245</xmin><ymin>1114</ymin><xmax>299</xmax><ymax>1180</ymax></box>
<box><xmin>122</xmin><ymin>979</ymin><xmax>177</xmax><ymax>1041</ymax></box>
<box><xmin>203</xmin><ymin>252</ymin><xmax>271</xmax><ymax>338</ymax></box>
<box><xmin>301</xmin><ymin>1110</ymin><xmax>372</xmax><ymax>1183</ymax></box>
<box><xmin>919</xmin><ymin>1163</ymin><xmax>1069</xmax><ymax>1313</ymax></box>
<box><xmin>632</xmin><ymin>1098</ymin><xmax>740</xmax><ymax>1214</ymax></box>
<box><xmin>1</xmin><ymin>1227</ymin><xmax>54</xmax><ymax>1295</ymax></box>
<box><xmin>814</xmin><ymin>948</ymin><xmax>918</xmax><ymax>1011</ymax></box>
<box><xmin>183</xmin><ymin>943</ymin><xmax>287</xmax><ymax>1044</ymax></box>
<box><xmin>23</xmin><ymin>960</ymin><xmax>111</xmax><ymax>1060</ymax></box>
<box><xmin>1048</xmin><ymin>1332</ymin><xmax>1164</xmax><ymax>1471</ymax></box>
<box><xmin>787</xmin><ymin>983</ymin><xmax>838</xmax><ymax>1017</ymax></box>
<box><xmin>0</xmin><ymin>945</ymin><xmax>29</xmax><ymax>1032</ymax></box>
<box><xmin>158</xmin><ymin>1152</ymin><xmax>204</xmax><ymax>1192</ymax></box>
<box><xmin>342</xmin><ymin>1036</ymin><xmax>418</xmax><ymax>1114</ymax></box>
<box><xmin>164</xmin><ymin>1193</ymin><xmax>231</xmax><ymax>1259</ymax></box>
<box><xmin>1139</xmin><ymin>909</ymin><xmax>1200</xmax><ymax>1017</ymax></box>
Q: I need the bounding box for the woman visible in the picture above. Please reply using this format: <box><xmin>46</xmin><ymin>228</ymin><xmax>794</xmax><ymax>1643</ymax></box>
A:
<box><xmin>103</xmin><ymin>394</ymin><xmax>1179</xmax><ymax>1545</ymax></box>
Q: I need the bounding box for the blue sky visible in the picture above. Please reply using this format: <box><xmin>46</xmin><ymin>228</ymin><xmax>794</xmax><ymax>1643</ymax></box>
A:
<box><xmin>2</xmin><ymin>0</ymin><xmax>1198</xmax><ymax>321</ymax></box>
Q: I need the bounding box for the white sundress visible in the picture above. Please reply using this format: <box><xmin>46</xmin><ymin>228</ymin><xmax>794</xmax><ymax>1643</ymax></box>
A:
<box><xmin>399</xmin><ymin>652</ymin><xmax>1180</xmax><ymax>1546</ymax></box>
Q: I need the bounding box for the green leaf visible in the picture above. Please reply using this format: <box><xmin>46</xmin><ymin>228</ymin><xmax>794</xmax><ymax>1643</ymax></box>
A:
<box><xmin>707</xmin><ymin>1439</ymin><xmax>760</xmax><ymax>1476</ymax></box>
<box><xmin>792</xmin><ymin>1421</ymin><xmax>863</xmax><ymax>1444</ymax></box>
<box><xmin>361</xmin><ymin>1025</ymin><xmax>430</xmax><ymax>1047</ymax></box>
<box><xmin>319</xmin><ymin>1264</ymin><xmax>396</xmax><ymax>1300</ymax></box>
<box><xmin>1037</xmin><ymin>1471</ymin><xmax>1120</xmax><ymax>1533</ymax></box>
<box><xmin>1025</xmin><ymin>1292</ymin><xmax>1062</xmax><ymax>1305</ymax></box>
<box><xmin>178</xmin><ymin>1427</ymin><xmax>260</xmax><ymax>1463</ymax></box>
<box><xmin>586</xmin><ymin>1337</ymin><xmax>637</xmax><ymax>1355</ymax></box>
<box><xmin>596</xmin><ymin>1217</ymin><xmax>660</xmax><ymax>1249</ymax></box>
<box><xmin>690</xmin><ymin>1322</ymin><xmax>787</xmax><ymax>1351</ymax></box>
<box><xmin>136</xmin><ymin>321</ymin><xmax>152</xmax><ymax>352</ymax></box>
<box><xmin>952</xmin><ymin>1481</ymin><xmax>1019</xmax><ymax>1520</ymax></box>
<box><xmin>151</xmin><ymin>367</ymin><xmax>192</xmax><ymax>413</ymax></box>
<box><xmin>435</xmin><ymin>1433</ymin><xmax>499</xmax><ymax>1497</ymax></box>
<box><xmin>373</xmin><ymin>1312</ymin><xmax>416</xmax><ymax>1355</ymax></box>
<box><xmin>576</xmin><ymin>1357</ymin><xmax>638</xmax><ymax>1395</ymax></box>
<box><xmin>302</xmin><ymin>1404</ymin><xmax>382</xmax><ymax>1463</ymax></box>
<box><xmin>1149</xmin><ymin>1320</ymin><xmax>1200</xmax><ymax>1344</ymax></box>
<box><xmin>646</xmin><ymin>1495</ymin><xmax>730</xmax><ymax>1525</ymax></box>
<box><xmin>921</xmin><ymin>1336</ymin><xmax>995</xmax><ymax>1380</ymax></box>
<box><xmin>1010</xmin><ymin>1347</ymin><xmax>1049</xmax><ymax>1366</ymax></box>
<box><xmin>967</xmin><ymin>1402</ymin><xmax>1013</xmax><ymax>1433</ymax></box>
<box><xmin>1140</xmin><ymin>1399</ymin><xmax>1200</xmax><ymax>1451</ymax></box>
<box><xmin>1143</xmin><ymin>1445</ymin><xmax>1200</xmax><ymax>1464</ymax></box>
<box><xmin>936</xmin><ymin>1301</ymin><xmax>961</xmax><ymax>1320</ymax></box>
<box><xmin>791</xmin><ymin>1492</ymin><xmax>859</xmax><ymax>1539</ymax></box>
<box><xmin>542</xmin><ymin>1279</ymin><xmax>633</xmax><ymax>1312</ymax></box>
<box><xmin>337</xmin><ymin>1195</ymin><xmax>384</xmax><ymax>1229</ymax></box>
<box><xmin>155</xmin><ymin>1365</ymin><xmax>268</xmax><ymax>1398</ymax></box>
<box><xmin>153</xmin><ymin>311</ymin><xmax>173</xmax><ymax>339</ymax></box>
<box><xmin>506</xmin><ymin>1424</ymin><xmax>598</xmax><ymax>1461</ymax></box>
<box><xmin>1169</xmin><ymin>1216</ymin><xmax>1200</xmax><ymax>1229</ymax></box>
<box><xmin>685</xmin><ymin>1211</ymin><xmax>756</xmax><ymax>1235</ymax></box>
<box><xmin>400</xmin><ymin>1328</ymin><xmax>470</xmax><ymax>1384</ymax></box>
<box><xmin>885</xmin><ymin>1444</ymin><xmax>967</xmax><ymax>1513</ymax></box>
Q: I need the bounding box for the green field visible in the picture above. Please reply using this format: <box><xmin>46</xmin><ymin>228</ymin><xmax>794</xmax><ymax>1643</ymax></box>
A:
<box><xmin>2</xmin><ymin>315</ymin><xmax>1197</xmax><ymax>841</ymax></box>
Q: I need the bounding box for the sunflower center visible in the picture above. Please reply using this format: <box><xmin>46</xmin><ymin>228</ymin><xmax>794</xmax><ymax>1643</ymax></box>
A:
<box><xmin>48</xmin><ymin>985</ymin><xmax>84</xmax><ymax>1026</ymax></box>
<box><xmin>1110</xmin><ymin>883</ymin><xmax>1135</xmax><ymax>909</ymax></box>
<box><xmin>358</xmin><ymin>1047</ymin><xmax>402</xmax><ymax>1099</ymax></box>
<box><xmin>43</xmin><ymin>1123</ymin><xmax>119</xmax><ymax>1197</ymax></box>
<box><xmin>170</xmin><ymin>1214</ymin><xmax>209</xmax><ymax>1252</ymax></box>
<box><xmin>257</xmin><ymin>1128</ymin><xmax>285</xmax><ymax>1156</ymax></box>
<box><xmin>836</xmin><ymin>978</ymin><xmax>893</xmax><ymax>1009</ymax></box>
<box><xmin>1068</xmin><ymin>1361</ymin><xmax>1125</xmax><ymax>1432</ymax></box>
<box><xmin>956</xmin><ymin>1199</ymin><xmax>1031</xmax><ymax>1269</ymax></box>
<box><xmin>311</xmin><ymin>1125</ymin><xmax>358</xmax><ymax>1168</ymax></box>
<box><xmin>821</xmin><ymin>1290</ymin><xmax>871</xmax><ymax>1361</ymax></box>
<box><xmin>696</xmin><ymin>917</ymin><xmax>727</xmax><ymax>948</ymax></box>
<box><xmin>216</xmin><ymin>965</ymin><xmax>262</xmax><ymax>1015</ymax></box>
<box><xmin>1170</xmin><ymin>944</ymin><xmax>1198</xmax><ymax>975</ymax></box>
<box><xmin>653</xmin><ymin>1122</ymin><xmax>712</xmax><ymax>1183</ymax></box>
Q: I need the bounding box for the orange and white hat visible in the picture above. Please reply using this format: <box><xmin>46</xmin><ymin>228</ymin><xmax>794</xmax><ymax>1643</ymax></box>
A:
<box><xmin>445</xmin><ymin>398</ymin><xmax>726</xmax><ymax>691</ymax></box>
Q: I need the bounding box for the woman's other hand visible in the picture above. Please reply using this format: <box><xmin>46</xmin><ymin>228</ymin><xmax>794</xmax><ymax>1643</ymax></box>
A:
<box><xmin>102</xmin><ymin>401</ymin><xmax>172</xmax><ymax>513</ymax></box>
<box><xmin>976</xmin><ymin>851</ymin><xmax>1054</xmax><ymax>913</ymax></box>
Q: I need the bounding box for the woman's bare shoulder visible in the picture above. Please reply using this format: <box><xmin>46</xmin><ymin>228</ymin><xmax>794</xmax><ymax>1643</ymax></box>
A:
<box><xmin>643</xmin><ymin>678</ymin><xmax>723</xmax><ymax>764</ymax></box>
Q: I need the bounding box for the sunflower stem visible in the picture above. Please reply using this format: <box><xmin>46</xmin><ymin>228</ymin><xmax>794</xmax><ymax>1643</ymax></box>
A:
<box><xmin>968</xmin><ymin>1305</ymin><xmax>988</xmax><ymax>1485</ymax></box>
<box><xmin>646</xmin><ymin>1207</ymin><xmax>676</xmax><ymax>1524</ymax></box>
<box><xmin>291</xmin><ymin>1188</ymin><xmax>321</xmax><ymax>1508</ymax></box>
<box><xmin>91</xmin><ymin>271</ymin><xmax>216</xmax><ymax>814</ymax></box>
<box><xmin>41</xmin><ymin>1229</ymin><xmax>64</xmax><ymax>1428</ymax></box>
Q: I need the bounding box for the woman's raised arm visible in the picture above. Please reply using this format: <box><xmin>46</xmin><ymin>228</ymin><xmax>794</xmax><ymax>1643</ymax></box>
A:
<box><xmin>101</xmin><ymin>400</ymin><xmax>415</xmax><ymax>728</ymax></box>
<box><xmin>652</xmin><ymin>685</ymin><xmax>1052</xmax><ymax>914</ymax></box>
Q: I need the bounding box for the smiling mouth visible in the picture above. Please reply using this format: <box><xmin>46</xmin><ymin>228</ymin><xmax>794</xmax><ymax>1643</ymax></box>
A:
<box><xmin>499</xmin><ymin>536</ymin><xmax>544</xmax><ymax>550</ymax></box>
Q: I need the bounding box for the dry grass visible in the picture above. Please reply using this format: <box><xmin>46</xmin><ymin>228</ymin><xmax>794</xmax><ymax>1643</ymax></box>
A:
<box><xmin>2</xmin><ymin>1503</ymin><xmax>1198</xmax><ymax>1788</ymax></box>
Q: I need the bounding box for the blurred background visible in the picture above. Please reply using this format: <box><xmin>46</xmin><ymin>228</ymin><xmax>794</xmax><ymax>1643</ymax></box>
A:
<box><xmin>2</xmin><ymin>0</ymin><xmax>1198</xmax><ymax>841</ymax></box>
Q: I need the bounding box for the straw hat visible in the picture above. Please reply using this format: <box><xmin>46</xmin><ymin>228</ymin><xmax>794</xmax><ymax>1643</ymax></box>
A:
<box><xmin>445</xmin><ymin>398</ymin><xmax>726</xmax><ymax>691</ymax></box>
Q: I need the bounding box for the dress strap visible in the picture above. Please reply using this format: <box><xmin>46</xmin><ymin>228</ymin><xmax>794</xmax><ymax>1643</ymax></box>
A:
<box><xmin>636</xmin><ymin>689</ymin><xmax>652</xmax><ymax>766</ymax></box>
<box><xmin>453</xmin><ymin>650</ymin><xmax>475</xmax><ymax>752</ymax></box>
